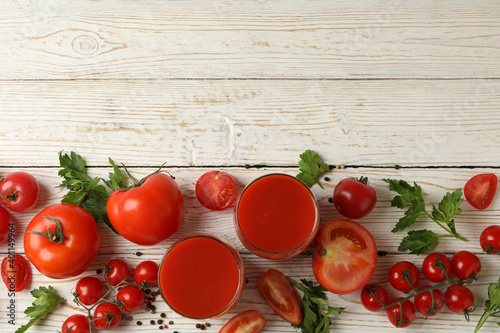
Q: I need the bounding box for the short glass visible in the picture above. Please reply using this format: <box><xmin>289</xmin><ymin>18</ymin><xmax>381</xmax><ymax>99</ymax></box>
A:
<box><xmin>158</xmin><ymin>233</ymin><xmax>245</xmax><ymax>319</ymax></box>
<box><xmin>234</xmin><ymin>173</ymin><xmax>320</xmax><ymax>260</ymax></box>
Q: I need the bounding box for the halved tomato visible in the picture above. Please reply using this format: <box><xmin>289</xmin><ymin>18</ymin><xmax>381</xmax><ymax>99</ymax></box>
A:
<box><xmin>464</xmin><ymin>173</ymin><xmax>497</xmax><ymax>210</ymax></box>
<box><xmin>219</xmin><ymin>310</ymin><xmax>266</xmax><ymax>333</ymax></box>
<box><xmin>312</xmin><ymin>218</ymin><xmax>377</xmax><ymax>294</ymax></box>
<box><xmin>257</xmin><ymin>269</ymin><xmax>302</xmax><ymax>325</ymax></box>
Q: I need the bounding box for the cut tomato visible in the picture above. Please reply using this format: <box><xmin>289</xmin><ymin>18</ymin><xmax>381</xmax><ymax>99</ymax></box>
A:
<box><xmin>219</xmin><ymin>310</ymin><xmax>266</xmax><ymax>333</ymax></box>
<box><xmin>464</xmin><ymin>173</ymin><xmax>497</xmax><ymax>210</ymax></box>
<box><xmin>312</xmin><ymin>218</ymin><xmax>377</xmax><ymax>294</ymax></box>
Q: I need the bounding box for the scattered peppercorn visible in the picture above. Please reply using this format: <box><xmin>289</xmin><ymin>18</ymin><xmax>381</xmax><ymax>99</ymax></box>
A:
<box><xmin>96</xmin><ymin>269</ymin><xmax>103</xmax><ymax>274</ymax></box>
<box><xmin>395</xmin><ymin>164</ymin><xmax>401</xmax><ymax>170</ymax></box>
<box><xmin>136</xmin><ymin>251</ymin><xmax>143</xmax><ymax>256</ymax></box>
<box><xmin>377</xmin><ymin>250</ymin><xmax>388</xmax><ymax>257</ymax></box>
<box><xmin>173</xmin><ymin>331</ymin><xmax>178</xmax><ymax>333</ymax></box>
<box><xmin>158</xmin><ymin>320</ymin><xmax>164</xmax><ymax>325</ymax></box>
<box><xmin>151</xmin><ymin>291</ymin><xmax>158</xmax><ymax>297</ymax></box>
<box><xmin>324</xmin><ymin>176</ymin><xmax>330</xmax><ymax>181</ymax></box>
<box><xmin>151</xmin><ymin>310</ymin><xmax>157</xmax><ymax>314</ymax></box>
<box><xmin>196</xmin><ymin>323</ymin><xmax>201</xmax><ymax>329</ymax></box>
<box><xmin>328</xmin><ymin>198</ymin><xmax>333</xmax><ymax>203</ymax></box>
<box><xmin>169</xmin><ymin>321</ymin><xmax>174</xmax><ymax>325</ymax></box>
<box><xmin>200</xmin><ymin>324</ymin><xmax>206</xmax><ymax>330</ymax></box>
<box><xmin>244</xmin><ymin>164</ymin><xmax>250</xmax><ymax>169</ymax></box>
<box><xmin>137</xmin><ymin>321</ymin><xmax>142</xmax><ymax>326</ymax></box>
<box><xmin>159</xmin><ymin>326</ymin><xmax>164</xmax><ymax>330</ymax></box>
<box><xmin>127</xmin><ymin>316</ymin><xmax>133</xmax><ymax>321</ymax></box>
<box><xmin>150</xmin><ymin>320</ymin><xmax>156</xmax><ymax>325</ymax></box>
<box><xmin>160</xmin><ymin>313</ymin><xmax>166</xmax><ymax>318</ymax></box>
<box><xmin>145</xmin><ymin>289</ymin><xmax>151</xmax><ymax>294</ymax></box>
<box><xmin>245</xmin><ymin>278</ymin><xmax>249</xmax><ymax>284</ymax></box>
<box><xmin>205</xmin><ymin>323</ymin><xmax>211</xmax><ymax>327</ymax></box>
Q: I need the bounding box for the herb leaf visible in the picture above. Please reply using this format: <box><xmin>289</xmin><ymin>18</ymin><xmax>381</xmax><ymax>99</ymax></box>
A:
<box><xmin>297</xmin><ymin>150</ymin><xmax>329</xmax><ymax>189</ymax></box>
<box><xmin>398</xmin><ymin>229</ymin><xmax>440</xmax><ymax>255</ymax></box>
<box><xmin>475</xmin><ymin>278</ymin><xmax>500</xmax><ymax>332</ymax></box>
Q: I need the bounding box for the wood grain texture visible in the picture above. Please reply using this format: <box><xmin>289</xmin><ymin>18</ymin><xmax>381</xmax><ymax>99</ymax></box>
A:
<box><xmin>1</xmin><ymin>0</ymin><xmax>500</xmax><ymax>79</ymax></box>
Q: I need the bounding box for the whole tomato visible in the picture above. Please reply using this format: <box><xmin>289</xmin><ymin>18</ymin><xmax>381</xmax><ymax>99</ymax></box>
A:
<box><xmin>107</xmin><ymin>173</ymin><xmax>184</xmax><ymax>246</ymax></box>
<box><xmin>386</xmin><ymin>298</ymin><xmax>416</xmax><ymax>328</ymax></box>
<box><xmin>93</xmin><ymin>302</ymin><xmax>122</xmax><ymax>330</ymax></box>
<box><xmin>0</xmin><ymin>171</ymin><xmax>40</xmax><ymax>212</ymax></box>
<box><xmin>333</xmin><ymin>177</ymin><xmax>377</xmax><ymax>219</ymax></box>
<box><xmin>451</xmin><ymin>251</ymin><xmax>481</xmax><ymax>280</ymax></box>
<box><xmin>75</xmin><ymin>277</ymin><xmax>106</xmax><ymax>306</ymax></box>
<box><xmin>62</xmin><ymin>314</ymin><xmax>90</xmax><ymax>333</ymax></box>
<box><xmin>388</xmin><ymin>261</ymin><xmax>420</xmax><ymax>292</ymax></box>
<box><xmin>24</xmin><ymin>204</ymin><xmax>100</xmax><ymax>279</ymax></box>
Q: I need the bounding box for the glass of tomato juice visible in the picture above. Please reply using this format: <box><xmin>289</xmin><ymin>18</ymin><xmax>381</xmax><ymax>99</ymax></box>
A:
<box><xmin>158</xmin><ymin>234</ymin><xmax>245</xmax><ymax>320</ymax></box>
<box><xmin>234</xmin><ymin>173</ymin><xmax>320</xmax><ymax>260</ymax></box>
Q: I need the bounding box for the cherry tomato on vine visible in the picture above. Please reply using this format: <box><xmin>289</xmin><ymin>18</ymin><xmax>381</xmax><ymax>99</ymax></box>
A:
<box><xmin>444</xmin><ymin>285</ymin><xmax>474</xmax><ymax>313</ymax></box>
<box><xmin>116</xmin><ymin>285</ymin><xmax>145</xmax><ymax>312</ymax></box>
<box><xmin>105</xmin><ymin>259</ymin><xmax>132</xmax><ymax>286</ymax></box>
<box><xmin>1</xmin><ymin>254</ymin><xmax>31</xmax><ymax>292</ymax></box>
<box><xmin>333</xmin><ymin>177</ymin><xmax>377</xmax><ymax>219</ymax></box>
<box><xmin>451</xmin><ymin>251</ymin><xmax>481</xmax><ymax>280</ymax></box>
<box><xmin>389</xmin><ymin>261</ymin><xmax>420</xmax><ymax>292</ymax></box>
<box><xmin>422</xmin><ymin>252</ymin><xmax>451</xmax><ymax>283</ymax></box>
<box><xmin>62</xmin><ymin>314</ymin><xmax>90</xmax><ymax>333</ymax></box>
<box><xmin>75</xmin><ymin>277</ymin><xmax>105</xmax><ymax>306</ymax></box>
<box><xmin>386</xmin><ymin>298</ymin><xmax>416</xmax><ymax>328</ymax></box>
<box><xmin>414</xmin><ymin>286</ymin><xmax>444</xmax><ymax>317</ymax></box>
<box><xmin>257</xmin><ymin>269</ymin><xmax>302</xmax><ymax>324</ymax></box>
<box><xmin>360</xmin><ymin>284</ymin><xmax>388</xmax><ymax>312</ymax></box>
<box><xmin>219</xmin><ymin>310</ymin><xmax>266</xmax><ymax>333</ymax></box>
<box><xmin>480</xmin><ymin>225</ymin><xmax>500</xmax><ymax>253</ymax></box>
<box><xmin>133</xmin><ymin>260</ymin><xmax>158</xmax><ymax>286</ymax></box>
<box><xmin>196</xmin><ymin>171</ymin><xmax>237</xmax><ymax>211</ymax></box>
<box><xmin>93</xmin><ymin>302</ymin><xmax>122</xmax><ymax>330</ymax></box>
<box><xmin>0</xmin><ymin>171</ymin><xmax>40</xmax><ymax>212</ymax></box>
<box><xmin>464</xmin><ymin>173</ymin><xmax>497</xmax><ymax>210</ymax></box>
<box><xmin>0</xmin><ymin>207</ymin><xmax>11</xmax><ymax>244</ymax></box>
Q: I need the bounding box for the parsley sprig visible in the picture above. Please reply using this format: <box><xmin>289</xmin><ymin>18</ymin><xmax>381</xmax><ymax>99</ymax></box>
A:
<box><xmin>296</xmin><ymin>150</ymin><xmax>330</xmax><ymax>189</ymax></box>
<box><xmin>475</xmin><ymin>278</ymin><xmax>500</xmax><ymax>332</ymax></box>
<box><xmin>383</xmin><ymin>179</ymin><xmax>467</xmax><ymax>254</ymax></box>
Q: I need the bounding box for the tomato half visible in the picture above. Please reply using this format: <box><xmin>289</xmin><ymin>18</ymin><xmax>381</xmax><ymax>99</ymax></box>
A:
<box><xmin>0</xmin><ymin>171</ymin><xmax>40</xmax><ymax>212</ymax></box>
<box><xmin>24</xmin><ymin>203</ymin><xmax>100</xmax><ymax>279</ymax></box>
<box><xmin>464</xmin><ymin>173</ymin><xmax>497</xmax><ymax>210</ymax></box>
<box><xmin>0</xmin><ymin>206</ymin><xmax>11</xmax><ymax>244</ymax></box>
<box><xmin>196</xmin><ymin>171</ymin><xmax>237</xmax><ymax>211</ymax></box>
<box><xmin>333</xmin><ymin>177</ymin><xmax>377</xmax><ymax>219</ymax></box>
<box><xmin>1</xmin><ymin>254</ymin><xmax>31</xmax><ymax>292</ymax></box>
<box><xmin>219</xmin><ymin>310</ymin><xmax>266</xmax><ymax>333</ymax></box>
<box><xmin>257</xmin><ymin>269</ymin><xmax>302</xmax><ymax>325</ymax></box>
<box><xmin>107</xmin><ymin>173</ymin><xmax>184</xmax><ymax>246</ymax></box>
<box><xmin>312</xmin><ymin>218</ymin><xmax>377</xmax><ymax>294</ymax></box>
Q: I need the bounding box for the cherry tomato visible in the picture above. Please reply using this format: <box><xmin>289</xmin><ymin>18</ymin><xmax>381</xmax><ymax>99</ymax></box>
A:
<box><xmin>414</xmin><ymin>286</ymin><xmax>444</xmax><ymax>317</ymax></box>
<box><xmin>93</xmin><ymin>302</ymin><xmax>122</xmax><ymax>330</ymax></box>
<box><xmin>0</xmin><ymin>207</ymin><xmax>11</xmax><ymax>244</ymax></box>
<box><xmin>480</xmin><ymin>225</ymin><xmax>500</xmax><ymax>253</ymax></box>
<box><xmin>0</xmin><ymin>171</ymin><xmax>40</xmax><ymax>212</ymax></box>
<box><xmin>386</xmin><ymin>298</ymin><xmax>416</xmax><ymax>328</ymax></box>
<box><xmin>1</xmin><ymin>254</ymin><xmax>31</xmax><ymax>292</ymax></box>
<box><xmin>107</xmin><ymin>173</ymin><xmax>184</xmax><ymax>246</ymax></box>
<box><xmin>62</xmin><ymin>314</ymin><xmax>90</xmax><ymax>333</ymax></box>
<box><xmin>24</xmin><ymin>204</ymin><xmax>100</xmax><ymax>279</ymax></box>
<box><xmin>360</xmin><ymin>284</ymin><xmax>388</xmax><ymax>312</ymax></box>
<box><xmin>464</xmin><ymin>173</ymin><xmax>497</xmax><ymax>210</ymax></box>
<box><xmin>105</xmin><ymin>259</ymin><xmax>132</xmax><ymax>286</ymax></box>
<box><xmin>257</xmin><ymin>269</ymin><xmax>302</xmax><ymax>324</ymax></box>
<box><xmin>333</xmin><ymin>177</ymin><xmax>377</xmax><ymax>219</ymax></box>
<box><xmin>451</xmin><ymin>251</ymin><xmax>481</xmax><ymax>280</ymax></box>
<box><xmin>444</xmin><ymin>285</ymin><xmax>474</xmax><ymax>313</ymax></box>
<box><xmin>219</xmin><ymin>310</ymin><xmax>266</xmax><ymax>333</ymax></box>
<box><xmin>196</xmin><ymin>171</ymin><xmax>237</xmax><ymax>211</ymax></box>
<box><xmin>116</xmin><ymin>285</ymin><xmax>145</xmax><ymax>312</ymax></box>
<box><xmin>422</xmin><ymin>252</ymin><xmax>451</xmax><ymax>283</ymax></box>
<box><xmin>75</xmin><ymin>277</ymin><xmax>105</xmax><ymax>306</ymax></box>
<box><xmin>133</xmin><ymin>260</ymin><xmax>158</xmax><ymax>286</ymax></box>
<box><xmin>388</xmin><ymin>261</ymin><xmax>420</xmax><ymax>292</ymax></box>
<box><xmin>312</xmin><ymin>218</ymin><xmax>377</xmax><ymax>294</ymax></box>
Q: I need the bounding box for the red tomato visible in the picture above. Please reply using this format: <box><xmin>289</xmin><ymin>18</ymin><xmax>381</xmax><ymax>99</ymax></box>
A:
<box><xmin>62</xmin><ymin>314</ymin><xmax>90</xmax><ymax>333</ymax></box>
<box><xmin>386</xmin><ymin>298</ymin><xmax>416</xmax><ymax>328</ymax></box>
<box><xmin>0</xmin><ymin>171</ymin><xmax>40</xmax><ymax>212</ymax></box>
<box><xmin>196</xmin><ymin>171</ymin><xmax>237</xmax><ymax>211</ymax></box>
<box><xmin>24</xmin><ymin>204</ymin><xmax>100</xmax><ymax>279</ymax></box>
<box><xmin>388</xmin><ymin>261</ymin><xmax>420</xmax><ymax>292</ymax></box>
<box><xmin>444</xmin><ymin>285</ymin><xmax>474</xmax><ymax>313</ymax></box>
<box><xmin>133</xmin><ymin>260</ymin><xmax>158</xmax><ymax>286</ymax></box>
<box><xmin>480</xmin><ymin>225</ymin><xmax>500</xmax><ymax>253</ymax></box>
<box><xmin>451</xmin><ymin>251</ymin><xmax>481</xmax><ymax>280</ymax></box>
<box><xmin>257</xmin><ymin>269</ymin><xmax>302</xmax><ymax>324</ymax></box>
<box><xmin>422</xmin><ymin>252</ymin><xmax>451</xmax><ymax>283</ymax></box>
<box><xmin>117</xmin><ymin>285</ymin><xmax>145</xmax><ymax>312</ymax></box>
<box><xmin>0</xmin><ymin>207</ymin><xmax>11</xmax><ymax>244</ymax></box>
<box><xmin>312</xmin><ymin>218</ymin><xmax>377</xmax><ymax>294</ymax></box>
<box><xmin>107</xmin><ymin>173</ymin><xmax>184</xmax><ymax>246</ymax></box>
<box><xmin>219</xmin><ymin>310</ymin><xmax>266</xmax><ymax>333</ymax></box>
<box><xmin>93</xmin><ymin>302</ymin><xmax>122</xmax><ymax>330</ymax></box>
<box><xmin>1</xmin><ymin>254</ymin><xmax>31</xmax><ymax>292</ymax></box>
<box><xmin>105</xmin><ymin>259</ymin><xmax>132</xmax><ymax>286</ymax></box>
<box><xmin>75</xmin><ymin>277</ymin><xmax>105</xmax><ymax>306</ymax></box>
<box><xmin>333</xmin><ymin>177</ymin><xmax>377</xmax><ymax>219</ymax></box>
<box><xmin>464</xmin><ymin>173</ymin><xmax>497</xmax><ymax>210</ymax></box>
<box><xmin>360</xmin><ymin>284</ymin><xmax>388</xmax><ymax>312</ymax></box>
<box><xmin>414</xmin><ymin>286</ymin><xmax>444</xmax><ymax>317</ymax></box>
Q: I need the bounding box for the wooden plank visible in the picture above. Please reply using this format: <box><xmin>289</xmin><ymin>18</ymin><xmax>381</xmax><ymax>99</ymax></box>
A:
<box><xmin>0</xmin><ymin>166</ymin><xmax>498</xmax><ymax>332</ymax></box>
<box><xmin>1</xmin><ymin>79</ymin><xmax>499</xmax><ymax>166</ymax></box>
<box><xmin>1</xmin><ymin>0</ymin><xmax>499</xmax><ymax>79</ymax></box>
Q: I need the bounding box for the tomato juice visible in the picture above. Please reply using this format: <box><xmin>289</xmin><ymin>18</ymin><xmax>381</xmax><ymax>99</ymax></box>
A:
<box><xmin>158</xmin><ymin>234</ymin><xmax>245</xmax><ymax>319</ymax></box>
<box><xmin>234</xmin><ymin>173</ymin><xmax>319</xmax><ymax>260</ymax></box>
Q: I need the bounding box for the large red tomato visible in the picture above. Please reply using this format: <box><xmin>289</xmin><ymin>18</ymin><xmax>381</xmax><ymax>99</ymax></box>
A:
<box><xmin>107</xmin><ymin>173</ymin><xmax>184</xmax><ymax>246</ymax></box>
<box><xmin>24</xmin><ymin>204</ymin><xmax>100</xmax><ymax>279</ymax></box>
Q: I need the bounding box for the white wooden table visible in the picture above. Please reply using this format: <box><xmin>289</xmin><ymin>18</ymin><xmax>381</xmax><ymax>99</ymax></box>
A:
<box><xmin>1</xmin><ymin>1</ymin><xmax>500</xmax><ymax>332</ymax></box>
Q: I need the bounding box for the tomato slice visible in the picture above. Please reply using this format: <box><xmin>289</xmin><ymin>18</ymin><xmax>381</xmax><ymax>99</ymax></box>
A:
<box><xmin>219</xmin><ymin>310</ymin><xmax>266</xmax><ymax>333</ymax></box>
<box><xmin>196</xmin><ymin>171</ymin><xmax>237</xmax><ymax>211</ymax></box>
<box><xmin>312</xmin><ymin>218</ymin><xmax>377</xmax><ymax>294</ymax></box>
<box><xmin>257</xmin><ymin>269</ymin><xmax>302</xmax><ymax>325</ymax></box>
<box><xmin>464</xmin><ymin>173</ymin><xmax>497</xmax><ymax>210</ymax></box>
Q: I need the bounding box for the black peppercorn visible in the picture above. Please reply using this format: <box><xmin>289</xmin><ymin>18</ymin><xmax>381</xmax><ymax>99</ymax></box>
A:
<box><xmin>328</xmin><ymin>197</ymin><xmax>333</xmax><ymax>203</ymax></box>
<box><xmin>160</xmin><ymin>313</ymin><xmax>166</xmax><ymax>318</ymax></box>
<box><xmin>137</xmin><ymin>321</ymin><xmax>142</xmax><ymax>326</ymax></box>
<box><xmin>158</xmin><ymin>320</ymin><xmax>164</xmax><ymax>325</ymax></box>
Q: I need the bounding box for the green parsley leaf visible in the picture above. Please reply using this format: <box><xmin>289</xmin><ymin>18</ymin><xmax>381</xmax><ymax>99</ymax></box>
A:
<box><xmin>297</xmin><ymin>150</ymin><xmax>329</xmax><ymax>189</ymax></box>
<box><xmin>475</xmin><ymin>278</ymin><xmax>500</xmax><ymax>332</ymax></box>
<box><xmin>398</xmin><ymin>229</ymin><xmax>440</xmax><ymax>255</ymax></box>
<box><xmin>15</xmin><ymin>286</ymin><xmax>66</xmax><ymax>333</ymax></box>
